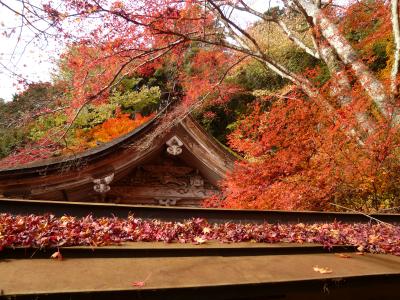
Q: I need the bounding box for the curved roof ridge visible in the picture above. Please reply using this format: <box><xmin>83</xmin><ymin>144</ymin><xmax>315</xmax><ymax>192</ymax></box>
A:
<box><xmin>0</xmin><ymin>112</ymin><xmax>160</xmax><ymax>173</ymax></box>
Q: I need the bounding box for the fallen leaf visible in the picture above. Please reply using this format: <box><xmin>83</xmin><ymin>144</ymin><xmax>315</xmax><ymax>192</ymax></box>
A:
<box><xmin>356</xmin><ymin>252</ymin><xmax>365</xmax><ymax>256</ymax></box>
<box><xmin>336</xmin><ymin>253</ymin><xmax>352</xmax><ymax>258</ymax></box>
<box><xmin>313</xmin><ymin>266</ymin><xmax>333</xmax><ymax>274</ymax></box>
<box><xmin>131</xmin><ymin>273</ymin><xmax>152</xmax><ymax>288</ymax></box>
<box><xmin>202</xmin><ymin>227</ymin><xmax>211</xmax><ymax>234</ymax></box>
<box><xmin>0</xmin><ymin>213</ymin><xmax>398</xmax><ymax>256</ymax></box>
<box><xmin>194</xmin><ymin>236</ymin><xmax>206</xmax><ymax>244</ymax></box>
<box><xmin>50</xmin><ymin>251</ymin><xmax>62</xmax><ymax>260</ymax></box>
<box><xmin>131</xmin><ymin>281</ymin><xmax>145</xmax><ymax>287</ymax></box>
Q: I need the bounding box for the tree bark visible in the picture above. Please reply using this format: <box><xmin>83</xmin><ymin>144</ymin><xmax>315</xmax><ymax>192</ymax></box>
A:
<box><xmin>391</xmin><ymin>0</ymin><xmax>400</xmax><ymax>97</ymax></box>
<box><xmin>318</xmin><ymin>41</ymin><xmax>375</xmax><ymax>133</ymax></box>
<box><xmin>295</xmin><ymin>0</ymin><xmax>392</xmax><ymax>121</ymax></box>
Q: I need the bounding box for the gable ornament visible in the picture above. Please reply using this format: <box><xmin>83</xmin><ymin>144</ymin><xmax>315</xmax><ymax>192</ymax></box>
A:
<box><xmin>93</xmin><ymin>173</ymin><xmax>114</xmax><ymax>193</ymax></box>
<box><xmin>166</xmin><ymin>136</ymin><xmax>183</xmax><ymax>156</ymax></box>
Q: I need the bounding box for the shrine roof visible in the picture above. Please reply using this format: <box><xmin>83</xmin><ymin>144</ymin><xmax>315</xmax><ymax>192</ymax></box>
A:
<box><xmin>0</xmin><ymin>113</ymin><xmax>236</xmax><ymax>176</ymax></box>
<box><xmin>0</xmin><ymin>113</ymin><xmax>158</xmax><ymax>173</ymax></box>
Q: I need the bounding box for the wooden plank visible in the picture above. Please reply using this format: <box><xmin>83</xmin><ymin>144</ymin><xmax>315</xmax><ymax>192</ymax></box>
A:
<box><xmin>1</xmin><ymin>253</ymin><xmax>400</xmax><ymax>299</ymax></box>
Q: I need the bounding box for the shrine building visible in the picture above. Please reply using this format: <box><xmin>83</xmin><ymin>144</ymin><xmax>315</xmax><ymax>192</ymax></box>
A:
<box><xmin>0</xmin><ymin>115</ymin><xmax>236</xmax><ymax>206</ymax></box>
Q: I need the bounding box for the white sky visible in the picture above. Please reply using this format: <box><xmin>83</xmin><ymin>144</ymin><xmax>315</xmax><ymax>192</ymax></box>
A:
<box><xmin>0</xmin><ymin>0</ymin><xmax>346</xmax><ymax>102</ymax></box>
<box><xmin>0</xmin><ymin>0</ymin><xmax>64</xmax><ymax>101</ymax></box>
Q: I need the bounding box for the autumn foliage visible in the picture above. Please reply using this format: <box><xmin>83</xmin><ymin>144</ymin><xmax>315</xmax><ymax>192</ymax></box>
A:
<box><xmin>203</xmin><ymin>91</ymin><xmax>400</xmax><ymax>211</ymax></box>
<box><xmin>0</xmin><ymin>139</ymin><xmax>62</xmax><ymax>169</ymax></box>
<box><xmin>1</xmin><ymin>213</ymin><xmax>399</xmax><ymax>256</ymax></box>
<box><xmin>74</xmin><ymin>113</ymin><xmax>153</xmax><ymax>149</ymax></box>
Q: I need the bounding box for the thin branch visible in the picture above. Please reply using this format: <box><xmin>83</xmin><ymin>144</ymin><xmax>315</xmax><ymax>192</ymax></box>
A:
<box><xmin>218</xmin><ymin>54</ymin><xmax>249</xmax><ymax>84</ymax></box>
<box><xmin>142</xmin><ymin>54</ymin><xmax>252</xmax><ymax>149</ymax></box>
<box><xmin>233</xmin><ymin>1</ymin><xmax>320</xmax><ymax>59</ymax></box>
<box><xmin>0</xmin><ymin>0</ymin><xmax>53</xmax><ymax>36</ymax></box>
<box><xmin>329</xmin><ymin>203</ymin><xmax>394</xmax><ymax>227</ymax></box>
<box><xmin>275</xmin><ymin>19</ymin><xmax>320</xmax><ymax>59</ymax></box>
<box><xmin>208</xmin><ymin>0</ymin><xmax>263</xmax><ymax>53</ymax></box>
<box><xmin>236</xmin><ymin>1</ymin><xmax>273</xmax><ymax>21</ymax></box>
<box><xmin>32</xmin><ymin>106</ymin><xmax>69</xmax><ymax>118</ymax></box>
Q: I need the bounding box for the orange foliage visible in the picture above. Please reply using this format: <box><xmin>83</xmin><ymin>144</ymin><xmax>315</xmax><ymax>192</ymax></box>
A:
<box><xmin>204</xmin><ymin>91</ymin><xmax>400</xmax><ymax>211</ymax></box>
<box><xmin>340</xmin><ymin>0</ymin><xmax>393</xmax><ymax>80</ymax></box>
<box><xmin>180</xmin><ymin>48</ymin><xmax>242</xmax><ymax>108</ymax></box>
<box><xmin>75</xmin><ymin>113</ymin><xmax>153</xmax><ymax>148</ymax></box>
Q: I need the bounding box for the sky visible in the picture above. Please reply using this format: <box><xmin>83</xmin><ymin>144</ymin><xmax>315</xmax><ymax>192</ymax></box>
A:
<box><xmin>0</xmin><ymin>0</ymin><xmax>343</xmax><ymax>102</ymax></box>
<box><xmin>0</xmin><ymin>0</ymin><xmax>64</xmax><ymax>101</ymax></box>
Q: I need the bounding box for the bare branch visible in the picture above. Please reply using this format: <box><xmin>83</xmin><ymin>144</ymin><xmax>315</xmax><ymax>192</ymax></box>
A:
<box><xmin>275</xmin><ymin>19</ymin><xmax>320</xmax><ymax>59</ymax></box>
<box><xmin>208</xmin><ymin>0</ymin><xmax>263</xmax><ymax>52</ymax></box>
<box><xmin>233</xmin><ymin>1</ymin><xmax>320</xmax><ymax>59</ymax></box>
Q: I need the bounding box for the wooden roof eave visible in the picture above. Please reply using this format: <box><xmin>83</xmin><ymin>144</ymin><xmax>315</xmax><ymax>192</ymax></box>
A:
<box><xmin>0</xmin><ymin>114</ymin><xmax>236</xmax><ymax>197</ymax></box>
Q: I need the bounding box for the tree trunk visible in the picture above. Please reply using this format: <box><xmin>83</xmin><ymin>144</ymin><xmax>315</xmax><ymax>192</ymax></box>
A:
<box><xmin>391</xmin><ymin>0</ymin><xmax>400</xmax><ymax>97</ymax></box>
<box><xmin>318</xmin><ymin>42</ymin><xmax>375</xmax><ymax>133</ymax></box>
<box><xmin>296</xmin><ymin>0</ymin><xmax>392</xmax><ymax>122</ymax></box>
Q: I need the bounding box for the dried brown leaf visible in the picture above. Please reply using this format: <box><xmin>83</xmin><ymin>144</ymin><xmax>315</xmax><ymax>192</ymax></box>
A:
<box><xmin>313</xmin><ymin>266</ymin><xmax>333</xmax><ymax>274</ymax></box>
<box><xmin>50</xmin><ymin>251</ymin><xmax>62</xmax><ymax>261</ymax></box>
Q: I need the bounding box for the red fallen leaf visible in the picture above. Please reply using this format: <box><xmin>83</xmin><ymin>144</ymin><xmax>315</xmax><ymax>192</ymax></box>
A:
<box><xmin>50</xmin><ymin>251</ymin><xmax>63</xmax><ymax>260</ymax></box>
<box><xmin>131</xmin><ymin>281</ymin><xmax>145</xmax><ymax>287</ymax></box>
<box><xmin>356</xmin><ymin>252</ymin><xmax>365</xmax><ymax>256</ymax></box>
<box><xmin>131</xmin><ymin>273</ymin><xmax>151</xmax><ymax>288</ymax></box>
<box><xmin>0</xmin><ymin>213</ymin><xmax>399</xmax><ymax>256</ymax></box>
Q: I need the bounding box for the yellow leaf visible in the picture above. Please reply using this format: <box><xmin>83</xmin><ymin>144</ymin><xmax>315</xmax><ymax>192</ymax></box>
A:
<box><xmin>313</xmin><ymin>266</ymin><xmax>333</xmax><ymax>274</ymax></box>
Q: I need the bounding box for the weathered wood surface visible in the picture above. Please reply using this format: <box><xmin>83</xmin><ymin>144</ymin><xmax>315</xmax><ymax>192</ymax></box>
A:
<box><xmin>1</xmin><ymin>251</ymin><xmax>400</xmax><ymax>299</ymax></box>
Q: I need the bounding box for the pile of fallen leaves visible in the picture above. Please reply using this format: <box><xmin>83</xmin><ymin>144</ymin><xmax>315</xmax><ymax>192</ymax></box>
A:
<box><xmin>0</xmin><ymin>213</ymin><xmax>399</xmax><ymax>255</ymax></box>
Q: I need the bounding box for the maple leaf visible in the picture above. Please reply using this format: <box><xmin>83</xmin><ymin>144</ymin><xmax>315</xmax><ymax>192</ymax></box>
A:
<box><xmin>131</xmin><ymin>281</ymin><xmax>145</xmax><ymax>288</ymax></box>
<box><xmin>336</xmin><ymin>253</ymin><xmax>352</xmax><ymax>258</ymax></box>
<box><xmin>202</xmin><ymin>227</ymin><xmax>211</xmax><ymax>234</ymax></box>
<box><xmin>50</xmin><ymin>251</ymin><xmax>63</xmax><ymax>260</ymax></box>
<box><xmin>0</xmin><ymin>213</ymin><xmax>399</xmax><ymax>256</ymax></box>
<box><xmin>313</xmin><ymin>266</ymin><xmax>333</xmax><ymax>274</ymax></box>
<box><xmin>194</xmin><ymin>236</ymin><xmax>206</xmax><ymax>244</ymax></box>
<box><xmin>131</xmin><ymin>273</ymin><xmax>151</xmax><ymax>288</ymax></box>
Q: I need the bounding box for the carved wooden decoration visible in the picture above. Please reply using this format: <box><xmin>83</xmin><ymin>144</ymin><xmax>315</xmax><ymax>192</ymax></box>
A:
<box><xmin>166</xmin><ymin>136</ymin><xmax>183</xmax><ymax>156</ymax></box>
<box><xmin>106</xmin><ymin>154</ymin><xmax>219</xmax><ymax>206</ymax></box>
<box><xmin>93</xmin><ymin>173</ymin><xmax>114</xmax><ymax>194</ymax></box>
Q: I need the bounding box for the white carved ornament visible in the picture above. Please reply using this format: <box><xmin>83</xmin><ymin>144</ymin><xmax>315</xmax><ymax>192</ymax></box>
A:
<box><xmin>166</xmin><ymin>136</ymin><xmax>183</xmax><ymax>156</ymax></box>
<box><xmin>158</xmin><ymin>198</ymin><xmax>178</xmax><ymax>206</ymax></box>
<box><xmin>93</xmin><ymin>173</ymin><xmax>114</xmax><ymax>193</ymax></box>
